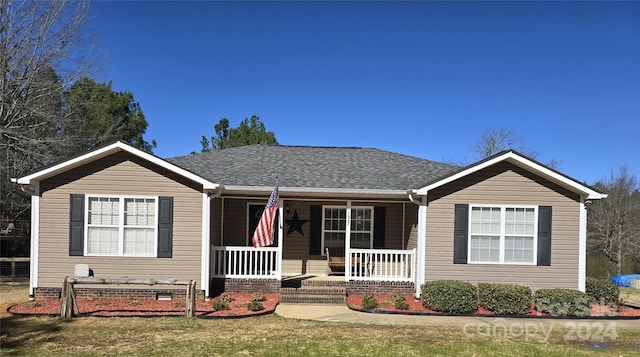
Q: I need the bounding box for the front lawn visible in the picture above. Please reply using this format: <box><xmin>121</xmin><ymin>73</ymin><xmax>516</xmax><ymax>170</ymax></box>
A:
<box><xmin>3</xmin><ymin>286</ymin><xmax>640</xmax><ymax>356</ymax></box>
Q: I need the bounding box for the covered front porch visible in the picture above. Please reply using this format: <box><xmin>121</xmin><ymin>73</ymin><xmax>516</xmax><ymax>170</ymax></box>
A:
<box><xmin>204</xmin><ymin>196</ymin><xmax>423</xmax><ymax>296</ymax></box>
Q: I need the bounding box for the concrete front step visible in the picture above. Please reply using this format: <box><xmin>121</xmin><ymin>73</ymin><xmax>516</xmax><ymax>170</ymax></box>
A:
<box><xmin>280</xmin><ymin>279</ymin><xmax>346</xmax><ymax>304</ymax></box>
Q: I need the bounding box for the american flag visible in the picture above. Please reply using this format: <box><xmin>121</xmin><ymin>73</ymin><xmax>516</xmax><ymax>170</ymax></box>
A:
<box><xmin>251</xmin><ymin>182</ymin><xmax>279</xmax><ymax>248</ymax></box>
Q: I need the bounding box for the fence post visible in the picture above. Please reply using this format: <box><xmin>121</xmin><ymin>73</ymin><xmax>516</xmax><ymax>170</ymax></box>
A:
<box><xmin>185</xmin><ymin>280</ymin><xmax>196</xmax><ymax>318</ymax></box>
<box><xmin>60</xmin><ymin>277</ymin><xmax>75</xmax><ymax>320</ymax></box>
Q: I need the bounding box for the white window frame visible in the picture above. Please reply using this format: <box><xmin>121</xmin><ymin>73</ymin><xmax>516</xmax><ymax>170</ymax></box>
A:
<box><xmin>321</xmin><ymin>205</ymin><xmax>374</xmax><ymax>254</ymax></box>
<box><xmin>467</xmin><ymin>204</ymin><xmax>538</xmax><ymax>265</ymax></box>
<box><xmin>84</xmin><ymin>194</ymin><xmax>159</xmax><ymax>257</ymax></box>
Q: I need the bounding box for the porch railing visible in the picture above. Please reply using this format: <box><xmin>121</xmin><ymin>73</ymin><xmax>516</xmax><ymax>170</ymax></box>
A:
<box><xmin>348</xmin><ymin>248</ymin><xmax>416</xmax><ymax>282</ymax></box>
<box><xmin>211</xmin><ymin>246</ymin><xmax>280</xmax><ymax>279</ymax></box>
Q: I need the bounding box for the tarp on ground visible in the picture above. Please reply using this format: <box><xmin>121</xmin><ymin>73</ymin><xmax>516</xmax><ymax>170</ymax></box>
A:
<box><xmin>609</xmin><ymin>274</ymin><xmax>640</xmax><ymax>287</ymax></box>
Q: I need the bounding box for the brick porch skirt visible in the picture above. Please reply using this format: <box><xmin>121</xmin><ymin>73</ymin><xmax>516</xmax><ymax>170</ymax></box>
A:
<box><xmin>209</xmin><ymin>278</ymin><xmax>280</xmax><ymax>296</ymax></box>
<box><xmin>346</xmin><ymin>281</ymin><xmax>415</xmax><ymax>295</ymax></box>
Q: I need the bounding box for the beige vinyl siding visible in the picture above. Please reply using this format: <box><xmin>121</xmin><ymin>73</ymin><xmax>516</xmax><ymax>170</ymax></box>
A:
<box><xmin>425</xmin><ymin>162</ymin><xmax>581</xmax><ymax>290</ymax></box>
<box><xmin>214</xmin><ymin>198</ymin><xmax>414</xmax><ymax>275</ymax></box>
<box><xmin>38</xmin><ymin>152</ymin><xmax>204</xmax><ymax>289</ymax></box>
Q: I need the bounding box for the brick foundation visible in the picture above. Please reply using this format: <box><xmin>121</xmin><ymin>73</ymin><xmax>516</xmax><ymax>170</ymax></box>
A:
<box><xmin>346</xmin><ymin>281</ymin><xmax>415</xmax><ymax>295</ymax></box>
<box><xmin>210</xmin><ymin>278</ymin><xmax>280</xmax><ymax>296</ymax></box>
<box><xmin>34</xmin><ymin>287</ymin><xmax>205</xmax><ymax>300</ymax></box>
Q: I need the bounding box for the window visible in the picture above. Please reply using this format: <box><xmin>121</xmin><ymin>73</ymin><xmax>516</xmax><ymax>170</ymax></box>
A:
<box><xmin>469</xmin><ymin>205</ymin><xmax>537</xmax><ymax>264</ymax></box>
<box><xmin>86</xmin><ymin>196</ymin><xmax>157</xmax><ymax>256</ymax></box>
<box><xmin>322</xmin><ymin>206</ymin><xmax>373</xmax><ymax>251</ymax></box>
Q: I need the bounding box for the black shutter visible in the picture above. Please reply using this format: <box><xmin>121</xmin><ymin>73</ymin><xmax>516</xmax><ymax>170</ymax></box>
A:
<box><xmin>310</xmin><ymin>205</ymin><xmax>322</xmax><ymax>255</ymax></box>
<box><xmin>453</xmin><ymin>204</ymin><xmax>469</xmax><ymax>264</ymax></box>
<box><xmin>69</xmin><ymin>194</ymin><xmax>85</xmax><ymax>256</ymax></box>
<box><xmin>537</xmin><ymin>206</ymin><xmax>552</xmax><ymax>266</ymax></box>
<box><xmin>157</xmin><ymin>197</ymin><xmax>174</xmax><ymax>258</ymax></box>
<box><xmin>373</xmin><ymin>207</ymin><xmax>386</xmax><ymax>249</ymax></box>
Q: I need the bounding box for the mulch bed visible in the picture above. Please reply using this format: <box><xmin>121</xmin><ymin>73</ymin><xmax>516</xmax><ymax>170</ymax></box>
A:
<box><xmin>347</xmin><ymin>294</ymin><xmax>640</xmax><ymax>318</ymax></box>
<box><xmin>7</xmin><ymin>293</ymin><xmax>279</xmax><ymax>318</ymax></box>
<box><xmin>9</xmin><ymin>293</ymin><xmax>640</xmax><ymax>318</ymax></box>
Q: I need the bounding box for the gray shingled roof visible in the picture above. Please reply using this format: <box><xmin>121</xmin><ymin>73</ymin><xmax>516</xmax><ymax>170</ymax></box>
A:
<box><xmin>167</xmin><ymin>145</ymin><xmax>459</xmax><ymax>191</ymax></box>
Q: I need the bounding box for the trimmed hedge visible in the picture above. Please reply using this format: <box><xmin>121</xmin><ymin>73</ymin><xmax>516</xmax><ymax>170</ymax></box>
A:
<box><xmin>478</xmin><ymin>282</ymin><xmax>532</xmax><ymax>315</ymax></box>
<box><xmin>534</xmin><ymin>288</ymin><xmax>593</xmax><ymax>316</ymax></box>
<box><xmin>421</xmin><ymin>280</ymin><xmax>477</xmax><ymax>314</ymax></box>
<box><xmin>585</xmin><ymin>278</ymin><xmax>619</xmax><ymax>305</ymax></box>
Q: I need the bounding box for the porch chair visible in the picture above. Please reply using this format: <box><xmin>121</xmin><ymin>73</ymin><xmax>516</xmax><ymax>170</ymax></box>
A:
<box><xmin>325</xmin><ymin>247</ymin><xmax>346</xmax><ymax>275</ymax></box>
<box><xmin>0</xmin><ymin>223</ymin><xmax>14</xmax><ymax>235</ymax></box>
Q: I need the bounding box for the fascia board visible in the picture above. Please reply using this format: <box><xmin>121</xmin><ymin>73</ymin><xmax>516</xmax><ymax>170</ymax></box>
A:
<box><xmin>417</xmin><ymin>152</ymin><xmax>607</xmax><ymax>200</ymax></box>
<box><xmin>14</xmin><ymin>142</ymin><xmax>219</xmax><ymax>190</ymax></box>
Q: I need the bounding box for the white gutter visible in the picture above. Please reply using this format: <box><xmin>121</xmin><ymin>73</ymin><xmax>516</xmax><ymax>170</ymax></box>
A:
<box><xmin>221</xmin><ymin>185</ymin><xmax>408</xmax><ymax>198</ymax></box>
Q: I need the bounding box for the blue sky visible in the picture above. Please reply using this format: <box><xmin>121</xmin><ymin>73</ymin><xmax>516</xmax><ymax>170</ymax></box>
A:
<box><xmin>87</xmin><ymin>1</ymin><xmax>639</xmax><ymax>185</ymax></box>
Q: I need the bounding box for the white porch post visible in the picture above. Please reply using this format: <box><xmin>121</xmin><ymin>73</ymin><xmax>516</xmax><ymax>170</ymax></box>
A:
<box><xmin>345</xmin><ymin>201</ymin><xmax>352</xmax><ymax>281</ymax></box>
<box><xmin>578</xmin><ymin>196</ymin><xmax>587</xmax><ymax>292</ymax></box>
<box><xmin>201</xmin><ymin>192</ymin><xmax>211</xmax><ymax>297</ymax></box>
<box><xmin>277</xmin><ymin>199</ymin><xmax>284</xmax><ymax>280</ymax></box>
<box><xmin>29</xmin><ymin>183</ymin><xmax>40</xmax><ymax>297</ymax></box>
<box><xmin>415</xmin><ymin>196</ymin><xmax>427</xmax><ymax>298</ymax></box>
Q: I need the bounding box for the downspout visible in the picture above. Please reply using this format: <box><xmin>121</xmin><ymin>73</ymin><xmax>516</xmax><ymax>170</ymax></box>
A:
<box><xmin>408</xmin><ymin>190</ymin><xmax>426</xmax><ymax>299</ymax></box>
<box><xmin>202</xmin><ymin>185</ymin><xmax>223</xmax><ymax>298</ymax></box>
<box><xmin>20</xmin><ymin>183</ymin><xmax>39</xmax><ymax>298</ymax></box>
<box><xmin>578</xmin><ymin>196</ymin><xmax>587</xmax><ymax>292</ymax></box>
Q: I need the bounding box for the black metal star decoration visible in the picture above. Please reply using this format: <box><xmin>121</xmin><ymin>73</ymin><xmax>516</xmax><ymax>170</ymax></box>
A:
<box><xmin>285</xmin><ymin>210</ymin><xmax>308</xmax><ymax>236</ymax></box>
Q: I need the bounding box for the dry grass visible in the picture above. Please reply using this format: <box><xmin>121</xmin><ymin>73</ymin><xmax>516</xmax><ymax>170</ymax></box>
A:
<box><xmin>0</xmin><ymin>284</ymin><xmax>29</xmax><ymax>307</ymax></box>
<box><xmin>619</xmin><ymin>287</ymin><xmax>640</xmax><ymax>306</ymax></box>
<box><xmin>3</xmin><ymin>313</ymin><xmax>640</xmax><ymax>355</ymax></box>
<box><xmin>2</xmin><ymin>285</ymin><xmax>640</xmax><ymax>356</ymax></box>
<box><xmin>2</xmin><ymin>314</ymin><xmax>639</xmax><ymax>356</ymax></box>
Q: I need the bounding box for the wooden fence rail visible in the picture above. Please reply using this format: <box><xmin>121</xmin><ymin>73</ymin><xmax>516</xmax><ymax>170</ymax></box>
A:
<box><xmin>0</xmin><ymin>257</ymin><xmax>29</xmax><ymax>281</ymax></box>
<box><xmin>60</xmin><ymin>277</ymin><xmax>197</xmax><ymax>319</ymax></box>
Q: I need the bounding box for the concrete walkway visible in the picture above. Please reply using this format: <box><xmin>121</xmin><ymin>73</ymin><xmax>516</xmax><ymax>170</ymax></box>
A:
<box><xmin>275</xmin><ymin>304</ymin><xmax>640</xmax><ymax>330</ymax></box>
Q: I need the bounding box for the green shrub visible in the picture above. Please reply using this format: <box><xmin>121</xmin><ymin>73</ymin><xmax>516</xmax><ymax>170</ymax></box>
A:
<box><xmin>478</xmin><ymin>282</ymin><xmax>532</xmax><ymax>315</ymax></box>
<box><xmin>247</xmin><ymin>301</ymin><xmax>264</xmax><ymax>311</ymax></box>
<box><xmin>421</xmin><ymin>280</ymin><xmax>477</xmax><ymax>314</ymax></box>
<box><xmin>585</xmin><ymin>278</ymin><xmax>619</xmax><ymax>305</ymax></box>
<box><xmin>212</xmin><ymin>298</ymin><xmax>229</xmax><ymax>311</ymax></box>
<box><xmin>534</xmin><ymin>288</ymin><xmax>592</xmax><ymax>316</ymax></box>
<box><xmin>392</xmin><ymin>294</ymin><xmax>409</xmax><ymax>310</ymax></box>
<box><xmin>251</xmin><ymin>291</ymin><xmax>266</xmax><ymax>302</ymax></box>
<box><xmin>362</xmin><ymin>293</ymin><xmax>378</xmax><ymax>309</ymax></box>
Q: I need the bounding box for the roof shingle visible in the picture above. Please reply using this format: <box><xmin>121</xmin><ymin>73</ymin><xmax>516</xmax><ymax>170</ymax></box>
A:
<box><xmin>167</xmin><ymin>145</ymin><xmax>459</xmax><ymax>191</ymax></box>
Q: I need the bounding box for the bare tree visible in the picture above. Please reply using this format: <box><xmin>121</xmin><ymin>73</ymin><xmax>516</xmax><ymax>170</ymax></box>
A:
<box><xmin>587</xmin><ymin>166</ymin><xmax>640</xmax><ymax>275</ymax></box>
<box><xmin>473</xmin><ymin>128</ymin><xmax>538</xmax><ymax>160</ymax></box>
<box><xmin>1</xmin><ymin>0</ymin><xmax>102</xmax><ymax>222</ymax></box>
<box><xmin>471</xmin><ymin>128</ymin><xmax>565</xmax><ymax>170</ymax></box>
